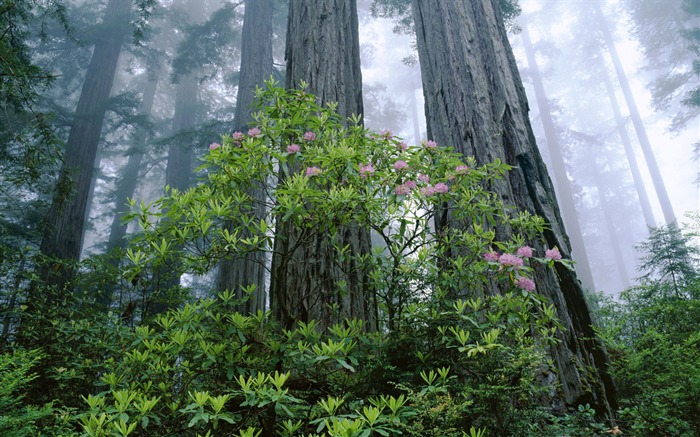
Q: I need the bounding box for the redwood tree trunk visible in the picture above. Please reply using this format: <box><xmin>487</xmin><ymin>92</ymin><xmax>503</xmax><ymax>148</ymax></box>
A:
<box><xmin>269</xmin><ymin>0</ymin><xmax>376</xmax><ymax>331</ymax></box>
<box><xmin>411</xmin><ymin>0</ymin><xmax>616</xmax><ymax>416</ymax></box>
<box><xmin>35</xmin><ymin>0</ymin><xmax>131</xmax><ymax>296</ymax></box>
<box><xmin>216</xmin><ymin>0</ymin><xmax>273</xmax><ymax>314</ymax></box>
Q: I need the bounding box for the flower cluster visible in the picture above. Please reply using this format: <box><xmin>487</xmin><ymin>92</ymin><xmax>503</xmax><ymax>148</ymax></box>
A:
<box><xmin>380</xmin><ymin>129</ymin><xmax>393</xmax><ymax>140</ymax></box>
<box><xmin>303</xmin><ymin>131</ymin><xmax>316</xmax><ymax>142</ymax></box>
<box><xmin>499</xmin><ymin>253</ymin><xmax>524</xmax><ymax>268</ymax></box>
<box><xmin>424</xmin><ymin>140</ymin><xmax>438</xmax><ymax>149</ymax></box>
<box><xmin>359</xmin><ymin>163</ymin><xmax>375</xmax><ymax>177</ymax></box>
<box><xmin>287</xmin><ymin>144</ymin><xmax>300</xmax><ymax>154</ymax></box>
<box><xmin>545</xmin><ymin>247</ymin><xmax>562</xmax><ymax>260</ymax></box>
<box><xmin>393</xmin><ymin>160</ymin><xmax>409</xmax><ymax>171</ymax></box>
<box><xmin>515</xmin><ymin>276</ymin><xmax>536</xmax><ymax>292</ymax></box>
<box><xmin>305</xmin><ymin>166</ymin><xmax>322</xmax><ymax>177</ymax></box>
<box><xmin>209</xmin><ymin>142</ymin><xmax>221</xmax><ymax>150</ymax></box>
<box><xmin>455</xmin><ymin>165</ymin><xmax>469</xmax><ymax>174</ymax></box>
<box><xmin>247</xmin><ymin>127</ymin><xmax>261</xmax><ymax>137</ymax></box>
<box><xmin>420</xmin><ymin>183</ymin><xmax>449</xmax><ymax>196</ymax></box>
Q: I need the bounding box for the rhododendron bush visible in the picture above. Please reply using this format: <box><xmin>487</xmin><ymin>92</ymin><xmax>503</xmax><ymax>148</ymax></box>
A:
<box><xmin>6</xmin><ymin>83</ymin><xmax>598</xmax><ymax>436</ymax></box>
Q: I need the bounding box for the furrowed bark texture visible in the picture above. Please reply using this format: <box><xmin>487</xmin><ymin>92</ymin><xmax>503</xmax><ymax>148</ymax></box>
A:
<box><xmin>37</xmin><ymin>0</ymin><xmax>131</xmax><ymax>293</ymax></box>
<box><xmin>270</xmin><ymin>0</ymin><xmax>376</xmax><ymax>331</ymax></box>
<box><xmin>412</xmin><ymin>0</ymin><xmax>616</xmax><ymax>416</ymax></box>
<box><xmin>216</xmin><ymin>0</ymin><xmax>273</xmax><ymax>313</ymax></box>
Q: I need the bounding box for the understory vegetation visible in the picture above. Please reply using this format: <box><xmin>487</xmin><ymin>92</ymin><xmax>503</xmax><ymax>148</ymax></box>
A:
<box><xmin>1</xmin><ymin>85</ymin><xmax>697</xmax><ymax>436</ymax></box>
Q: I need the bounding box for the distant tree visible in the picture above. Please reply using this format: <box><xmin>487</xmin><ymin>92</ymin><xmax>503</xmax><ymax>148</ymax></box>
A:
<box><xmin>411</xmin><ymin>0</ymin><xmax>617</xmax><ymax>416</ymax></box>
<box><xmin>520</xmin><ymin>18</ymin><xmax>596</xmax><ymax>292</ymax></box>
<box><xmin>625</xmin><ymin>0</ymin><xmax>700</xmax><ymax>130</ymax></box>
<box><xmin>594</xmin><ymin>1</ymin><xmax>676</xmax><ymax>224</ymax></box>
<box><xmin>31</xmin><ymin>0</ymin><xmax>133</xmax><ymax>306</ymax></box>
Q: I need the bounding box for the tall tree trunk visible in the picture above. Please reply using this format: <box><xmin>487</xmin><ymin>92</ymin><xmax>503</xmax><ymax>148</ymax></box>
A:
<box><xmin>411</xmin><ymin>0</ymin><xmax>616</xmax><ymax>416</ymax></box>
<box><xmin>216</xmin><ymin>0</ymin><xmax>273</xmax><ymax>314</ymax></box>
<box><xmin>270</xmin><ymin>0</ymin><xmax>376</xmax><ymax>331</ymax></box>
<box><xmin>521</xmin><ymin>20</ymin><xmax>597</xmax><ymax>292</ymax></box>
<box><xmin>597</xmin><ymin>48</ymin><xmax>656</xmax><ymax>227</ymax></box>
<box><xmin>98</xmin><ymin>78</ymin><xmax>158</xmax><ymax>308</ymax></box>
<box><xmin>107</xmin><ymin>78</ymin><xmax>159</xmax><ymax>253</ymax></box>
<box><xmin>34</xmin><ymin>0</ymin><xmax>131</xmax><ymax>297</ymax></box>
<box><xmin>590</xmin><ymin>154</ymin><xmax>632</xmax><ymax>289</ymax></box>
<box><xmin>594</xmin><ymin>2</ymin><xmax>676</xmax><ymax>224</ymax></box>
<box><xmin>165</xmin><ymin>74</ymin><xmax>197</xmax><ymax>192</ymax></box>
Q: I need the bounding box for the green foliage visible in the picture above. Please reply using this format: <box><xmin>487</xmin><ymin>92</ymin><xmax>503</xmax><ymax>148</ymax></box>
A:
<box><xmin>591</xmin><ymin>218</ymin><xmax>700</xmax><ymax>435</ymax></box>
<box><xmin>3</xmin><ymin>83</ymin><xmax>610</xmax><ymax>435</ymax></box>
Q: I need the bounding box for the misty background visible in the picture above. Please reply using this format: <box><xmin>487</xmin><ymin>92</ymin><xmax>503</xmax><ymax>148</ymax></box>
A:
<box><xmin>7</xmin><ymin>0</ymin><xmax>699</xmax><ymax>298</ymax></box>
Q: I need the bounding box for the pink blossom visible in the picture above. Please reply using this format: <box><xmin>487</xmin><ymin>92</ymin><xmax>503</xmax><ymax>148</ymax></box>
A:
<box><xmin>404</xmin><ymin>180</ymin><xmax>417</xmax><ymax>190</ymax></box>
<box><xmin>424</xmin><ymin>140</ymin><xmax>437</xmax><ymax>149</ymax></box>
<box><xmin>209</xmin><ymin>142</ymin><xmax>221</xmax><ymax>150</ymax></box>
<box><xmin>545</xmin><ymin>247</ymin><xmax>562</xmax><ymax>261</ymax></box>
<box><xmin>515</xmin><ymin>276</ymin><xmax>536</xmax><ymax>292</ymax></box>
<box><xmin>420</xmin><ymin>185</ymin><xmax>436</xmax><ymax>196</ymax></box>
<box><xmin>433</xmin><ymin>183</ymin><xmax>449</xmax><ymax>194</ymax></box>
<box><xmin>393</xmin><ymin>160</ymin><xmax>409</xmax><ymax>171</ymax></box>
<box><xmin>499</xmin><ymin>253</ymin><xmax>524</xmax><ymax>268</ymax></box>
<box><xmin>303</xmin><ymin>131</ymin><xmax>316</xmax><ymax>141</ymax></box>
<box><xmin>381</xmin><ymin>129</ymin><xmax>393</xmax><ymax>139</ymax></box>
<box><xmin>397</xmin><ymin>142</ymin><xmax>408</xmax><ymax>151</ymax></box>
<box><xmin>517</xmin><ymin>246</ymin><xmax>533</xmax><ymax>258</ymax></box>
<box><xmin>305</xmin><ymin>166</ymin><xmax>322</xmax><ymax>177</ymax></box>
<box><xmin>484</xmin><ymin>251</ymin><xmax>499</xmax><ymax>262</ymax></box>
<box><xmin>359</xmin><ymin>163</ymin><xmax>375</xmax><ymax>177</ymax></box>
<box><xmin>247</xmin><ymin>127</ymin><xmax>261</xmax><ymax>137</ymax></box>
<box><xmin>418</xmin><ymin>174</ymin><xmax>430</xmax><ymax>183</ymax></box>
<box><xmin>232</xmin><ymin>131</ymin><xmax>244</xmax><ymax>141</ymax></box>
<box><xmin>395</xmin><ymin>184</ymin><xmax>411</xmax><ymax>195</ymax></box>
<box><xmin>287</xmin><ymin>144</ymin><xmax>300</xmax><ymax>154</ymax></box>
<box><xmin>455</xmin><ymin>165</ymin><xmax>469</xmax><ymax>174</ymax></box>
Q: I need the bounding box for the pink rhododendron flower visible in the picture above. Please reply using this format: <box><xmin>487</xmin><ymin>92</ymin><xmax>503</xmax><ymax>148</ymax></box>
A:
<box><xmin>499</xmin><ymin>253</ymin><xmax>524</xmax><ymax>268</ymax></box>
<box><xmin>209</xmin><ymin>142</ymin><xmax>221</xmax><ymax>150</ymax></box>
<box><xmin>232</xmin><ymin>131</ymin><xmax>244</xmax><ymax>141</ymax></box>
<box><xmin>455</xmin><ymin>165</ymin><xmax>469</xmax><ymax>174</ymax></box>
<box><xmin>404</xmin><ymin>180</ymin><xmax>417</xmax><ymax>190</ymax></box>
<box><xmin>359</xmin><ymin>163</ymin><xmax>375</xmax><ymax>177</ymax></box>
<box><xmin>517</xmin><ymin>246</ymin><xmax>533</xmax><ymax>258</ymax></box>
<box><xmin>397</xmin><ymin>142</ymin><xmax>408</xmax><ymax>151</ymax></box>
<box><xmin>395</xmin><ymin>184</ymin><xmax>411</xmax><ymax>195</ymax></box>
<box><xmin>433</xmin><ymin>183</ymin><xmax>448</xmax><ymax>194</ymax></box>
<box><xmin>515</xmin><ymin>276</ymin><xmax>536</xmax><ymax>292</ymax></box>
<box><xmin>393</xmin><ymin>160</ymin><xmax>409</xmax><ymax>171</ymax></box>
<box><xmin>545</xmin><ymin>247</ymin><xmax>562</xmax><ymax>261</ymax></box>
<box><xmin>247</xmin><ymin>127</ymin><xmax>261</xmax><ymax>137</ymax></box>
<box><xmin>305</xmin><ymin>166</ymin><xmax>321</xmax><ymax>177</ymax></box>
<box><xmin>287</xmin><ymin>144</ymin><xmax>300</xmax><ymax>154</ymax></box>
<box><xmin>381</xmin><ymin>129</ymin><xmax>393</xmax><ymax>139</ymax></box>
<box><xmin>484</xmin><ymin>251</ymin><xmax>499</xmax><ymax>262</ymax></box>
<box><xmin>303</xmin><ymin>131</ymin><xmax>316</xmax><ymax>141</ymax></box>
<box><xmin>420</xmin><ymin>186</ymin><xmax>435</xmax><ymax>196</ymax></box>
<box><xmin>425</xmin><ymin>140</ymin><xmax>437</xmax><ymax>149</ymax></box>
<box><xmin>418</xmin><ymin>174</ymin><xmax>430</xmax><ymax>183</ymax></box>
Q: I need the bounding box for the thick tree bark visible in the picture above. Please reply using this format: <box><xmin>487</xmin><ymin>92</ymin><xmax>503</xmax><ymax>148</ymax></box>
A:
<box><xmin>594</xmin><ymin>2</ymin><xmax>676</xmax><ymax>225</ymax></box>
<box><xmin>35</xmin><ymin>0</ymin><xmax>131</xmax><ymax>295</ymax></box>
<box><xmin>521</xmin><ymin>21</ymin><xmax>597</xmax><ymax>292</ymax></box>
<box><xmin>270</xmin><ymin>0</ymin><xmax>376</xmax><ymax>331</ymax></box>
<box><xmin>411</xmin><ymin>0</ymin><xmax>616</xmax><ymax>416</ymax></box>
<box><xmin>216</xmin><ymin>0</ymin><xmax>273</xmax><ymax>314</ymax></box>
